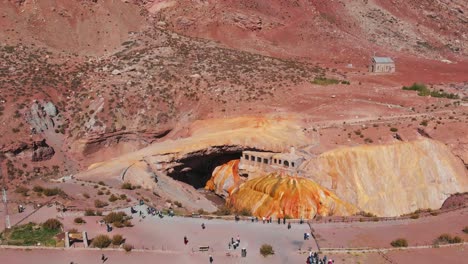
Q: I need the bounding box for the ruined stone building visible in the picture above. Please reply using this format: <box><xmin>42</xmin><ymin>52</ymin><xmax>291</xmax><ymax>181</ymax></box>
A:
<box><xmin>238</xmin><ymin>148</ymin><xmax>305</xmax><ymax>178</ymax></box>
<box><xmin>370</xmin><ymin>56</ymin><xmax>395</xmax><ymax>73</ymax></box>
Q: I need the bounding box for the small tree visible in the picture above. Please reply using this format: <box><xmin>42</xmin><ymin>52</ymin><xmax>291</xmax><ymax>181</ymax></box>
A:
<box><xmin>390</xmin><ymin>238</ymin><xmax>408</xmax><ymax>248</ymax></box>
<box><xmin>92</xmin><ymin>234</ymin><xmax>111</xmax><ymax>248</ymax></box>
<box><xmin>260</xmin><ymin>244</ymin><xmax>274</xmax><ymax>257</ymax></box>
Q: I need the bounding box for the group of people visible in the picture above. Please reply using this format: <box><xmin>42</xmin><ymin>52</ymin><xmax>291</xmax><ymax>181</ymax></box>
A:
<box><xmin>129</xmin><ymin>205</ymin><xmax>175</xmax><ymax>219</ymax></box>
<box><xmin>307</xmin><ymin>252</ymin><xmax>334</xmax><ymax>264</ymax></box>
<box><xmin>228</xmin><ymin>236</ymin><xmax>241</xmax><ymax>250</ymax></box>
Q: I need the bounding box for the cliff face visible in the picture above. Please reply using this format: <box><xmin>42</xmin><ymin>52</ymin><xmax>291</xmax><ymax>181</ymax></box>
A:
<box><xmin>227</xmin><ymin>173</ymin><xmax>357</xmax><ymax>219</ymax></box>
<box><xmin>302</xmin><ymin>139</ymin><xmax>468</xmax><ymax>216</ymax></box>
<box><xmin>205</xmin><ymin>160</ymin><xmax>244</xmax><ymax>198</ymax></box>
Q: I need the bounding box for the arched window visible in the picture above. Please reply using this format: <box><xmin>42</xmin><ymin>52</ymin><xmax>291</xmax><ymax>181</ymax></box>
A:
<box><xmin>263</xmin><ymin>158</ymin><xmax>268</xmax><ymax>164</ymax></box>
<box><xmin>245</xmin><ymin>154</ymin><xmax>249</xmax><ymax>160</ymax></box>
<box><xmin>284</xmin><ymin>160</ymin><xmax>289</xmax><ymax>167</ymax></box>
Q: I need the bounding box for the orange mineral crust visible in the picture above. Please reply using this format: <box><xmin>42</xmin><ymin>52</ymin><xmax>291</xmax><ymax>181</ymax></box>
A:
<box><xmin>205</xmin><ymin>160</ymin><xmax>244</xmax><ymax>198</ymax></box>
<box><xmin>228</xmin><ymin>173</ymin><xmax>357</xmax><ymax>219</ymax></box>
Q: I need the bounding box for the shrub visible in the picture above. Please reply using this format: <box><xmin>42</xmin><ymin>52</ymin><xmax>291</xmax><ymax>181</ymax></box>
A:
<box><xmin>121</xmin><ymin>182</ymin><xmax>135</xmax><ymax>190</ymax></box>
<box><xmin>410</xmin><ymin>213</ymin><xmax>419</xmax><ymax>219</ymax></box>
<box><xmin>390</xmin><ymin>238</ymin><xmax>408</xmax><ymax>248</ymax></box>
<box><xmin>42</xmin><ymin>187</ymin><xmax>64</xmax><ymax>197</ymax></box>
<box><xmin>215</xmin><ymin>205</ymin><xmax>231</xmax><ymax>216</ymax></box>
<box><xmin>111</xmin><ymin>234</ymin><xmax>124</xmax><ymax>245</ymax></box>
<box><xmin>98</xmin><ymin>181</ymin><xmax>106</xmax><ymax>186</ymax></box>
<box><xmin>237</xmin><ymin>208</ymin><xmax>252</xmax><ymax>216</ymax></box>
<box><xmin>463</xmin><ymin>226</ymin><xmax>468</xmax><ymax>234</ymax></box>
<box><xmin>103</xmin><ymin>212</ymin><xmax>131</xmax><ymax>228</ymax></box>
<box><xmin>42</xmin><ymin>218</ymin><xmax>62</xmax><ymax>230</ymax></box>
<box><xmin>15</xmin><ymin>186</ymin><xmax>30</xmax><ymax>196</ymax></box>
<box><xmin>83</xmin><ymin>193</ymin><xmax>90</xmax><ymax>199</ymax></box>
<box><xmin>123</xmin><ymin>243</ymin><xmax>133</xmax><ymax>252</ymax></box>
<box><xmin>94</xmin><ymin>199</ymin><xmax>108</xmax><ymax>208</ymax></box>
<box><xmin>173</xmin><ymin>201</ymin><xmax>183</xmax><ymax>208</ymax></box>
<box><xmin>197</xmin><ymin>209</ymin><xmax>208</xmax><ymax>215</ymax></box>
<box><xmin>92</xmin><ymin>234</ymin><xmax>111</xmax><ymax>248</ymax></box>
<box><xmin>390</xmin><ymin>127</ymin><xmax>398</xmax><ymax>132</ymax></box>
<box><xmin>74</xmin><ymin>217</ymin><xmax>86</xmax><ymax>224</ymax></box>
<box><xmin>84</xmin><ymin>209</ymin><xmax>96</xmax><ymax>216</ymax></box>
<box><xmin>33</xmin><ymin>185</ymin><xmax>44</xmax><ymax>193</ymax></box>
<box><xmin>109</xmin><ymin>194</ymin><xmax>118</xmax><ymax>202</ymax></box>
<box><xmin>434</xmin><ymin>234</ymin><xmax>463</xmax><ymax>245</ymax></box>
<box><xmin>311</xmin><ymin>77</ymin><xmax>340</xmax><ymax>86</ymax></box>
<box><xmin>260</xmin><ymin>244</ymin><xmax>275</xmax><ymax>257</ymax></box>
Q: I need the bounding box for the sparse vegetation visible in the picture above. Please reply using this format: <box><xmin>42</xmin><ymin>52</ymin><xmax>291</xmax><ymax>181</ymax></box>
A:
<box><xmin>390</xmin><ymin>238</ymin><xmax>408</xmax><ymax>248</ymax></box>
<box><xmin>311</xmin><ymin>77</ymin><xmax>340</xmax><ymax>85</ymax></box>
<box><xmin>463</xmin><ymin>226</ymin><xmax>468</xmax><ymax>234</ymax></box>
<box><xmin>84</xmin><ymin>209</ymin><xmax>96</xmax><ymax>216</ymax></box>
<box><xmin>3</xmin><ymin>221</ymin><xmax>61</xmax><ymax>246</ymax></box>
<box><xmin>74</xmin><ymin>217</ymin><xmax>86</xmax><ymax>224</ymax></box>
<box><xmin>260</xmin><ymin>244</ymin><xmax>275</xmax><ymax>257</ymax></box>
<box><xmin>94</xmin><ymin>199</ymin><xmax>108</xmax><ymax>208</ymax></box>
<box><xmin>215</xmin><ymin>205</ymin><xmax>232</xmax><ymax>216</ymax></box>
<box><xmin>123</xmin><ymin>243</ymin><xmax>133</xmax><ymax>252</ymax></box>
<box><xmin>433</xmin><ymin>234</ymin><xmax>463</xmax><ymax>245</ymax></box>
<box><xmin>103</xmin><ymin>212</ymin><xmax>132</xmax><ymax>228</ymax></box>
<box><xmin>42</xmin><ymin>219</ymin><xmax>63</xmax><ymax>230</ymax></box>
<box><xmin>92</xmin><ymin>234</ymin><xmax>112</xmax><ymax>248</ymax></box>
<box><xmin>402</xmin><ymin>83</ymin><xmax>459</xmax><ymax>99</ymax></box>
<box><xmin>111</xmin><ymin>234</ymin><xmax>125</xmax><ymax>245</ymax></box>
<box><xmin>121</xmin><ymin>182</ymin><xmax>136</xmax><ymax>190</ymax></box>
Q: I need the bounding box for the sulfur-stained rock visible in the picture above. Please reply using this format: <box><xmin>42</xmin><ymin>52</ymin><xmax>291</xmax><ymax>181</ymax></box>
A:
<box><xmin>205</xmin><ymin>160</ymin><xmax>244</xmax><ymax>198</ymax></box>
<box><xmin>228</xmin><ymin>173</ymin><xmax>357</xmax><ymax>219</ymax></box>
<box><xmin>302</xmin><ymin>138</ymin><xmax>468</xmax><ymax>216</ymax></box>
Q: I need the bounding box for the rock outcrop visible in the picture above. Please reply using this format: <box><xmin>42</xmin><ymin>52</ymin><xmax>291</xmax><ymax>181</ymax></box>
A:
<box><xmin>302</xmin><ymin>139</ymin><xmax>468</xmax><ymax>216</ymax></box>
<box><xmin>228</xmin><ymin>173</ymin><xmax>357</xmax><ymax>218</ymax></box>
<box><xmin>205</xmin><ymin>160</ymin><xmax>245</xmax><ymax>198</ymax></box>
<box><xmin>31</xmin><ymin>139</ymin><xmax>55</xmax><ymax>162</ymax></box>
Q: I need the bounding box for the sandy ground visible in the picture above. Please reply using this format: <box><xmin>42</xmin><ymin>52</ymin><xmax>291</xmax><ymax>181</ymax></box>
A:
<box><xmin>313</xmin><ymin>207</ymin><xmax>468</xmax><ymax>248</ymax></box>
<box><xmin>2</xmin><ymin>204</ymin><xmax>468</xmax><ymax>263</ymax></box>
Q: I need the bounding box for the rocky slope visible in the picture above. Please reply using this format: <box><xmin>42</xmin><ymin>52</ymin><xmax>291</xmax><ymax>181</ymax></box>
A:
<box><xmin>302</xmin><ymin>138</ymin><xmax>468</xmax><ymax>216</ymax></box>
<box><xmin>152</xmin><ymin>0</ymin><xmax>468</xmax><ymax>63</ymax></box>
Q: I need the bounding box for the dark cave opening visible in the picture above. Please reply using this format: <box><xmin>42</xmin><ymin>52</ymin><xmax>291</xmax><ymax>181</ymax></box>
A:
<box><xmin>167</xmin><ymin>150</ymin><xmax>243</xmax><ymax>189</ymax></box>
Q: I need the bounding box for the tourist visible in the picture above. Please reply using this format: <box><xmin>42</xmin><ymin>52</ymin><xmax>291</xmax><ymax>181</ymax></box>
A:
<box><xmin>262</xmin><ymin>217</ymin><xmax>265</xmax><ymax>223</ymax></box>
<box><xmin>201</xmin><ymin>223</ymin><xmax>206</xmax><ymax>229</ymax></box>
<box><xmin>287</xmin><ymin>222</ymin><xmax>291</xmax><ymax>229</ymax></box>
<box><xmin>278</xmin><ymin>218</ymin><xmax>280</xmax><ymax>224</ymax></box>
<box><xmin>228</xmin><ymin>242</ymin><xmax>231</xmax><ymax>249</ymax></box>
<box><xmin>236</xmin><ymin>235</ymin><xmax>240</xmax><ymax>244</ymax></box>
<box><xmin>184</xmin><ymin>236</ymin><xmax>188</xmax><ymax>245</ymax></box>
<box><xmin>209</xmin><ymin>255</ymin><xmax>214</xmax><ymax>263</ymax></box>
<box><xmin>283</xmin><ymin>217</ymin><xmax>286</xmax><ymax>224</ymax></box>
